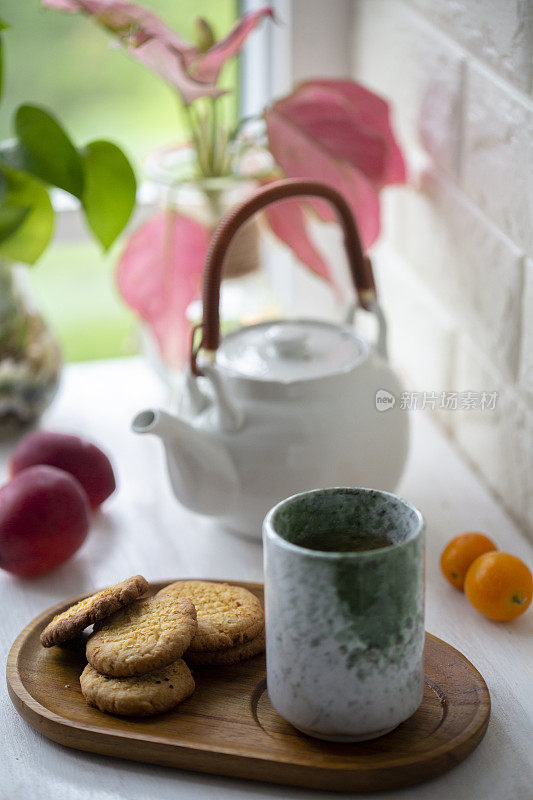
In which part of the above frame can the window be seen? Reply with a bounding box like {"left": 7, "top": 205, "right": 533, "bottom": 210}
{"left": 2, "top": 0, "right": 239, "bottom": 166}
{"left": 2, "top": 0, "right": 239, "bottom": 362}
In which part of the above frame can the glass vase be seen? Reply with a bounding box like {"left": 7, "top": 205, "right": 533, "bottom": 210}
{"left": 143, "top": 145, "right": 280, "bottom": 386}
{"left": 0, "top": 260, "right": 62, "bottom": 434}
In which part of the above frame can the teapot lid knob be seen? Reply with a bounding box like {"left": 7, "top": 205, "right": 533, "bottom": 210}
{"left": 266, "top": 325, "right": 309, "bottom": 359}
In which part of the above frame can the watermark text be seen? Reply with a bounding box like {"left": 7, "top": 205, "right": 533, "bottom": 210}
{"left": 375, "top": 390, "right": 498, "bottom": 411}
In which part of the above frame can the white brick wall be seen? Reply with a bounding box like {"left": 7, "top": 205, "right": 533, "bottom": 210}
{"left": 520, "top": 259, "right": 533, "bottom": 394}
{"left": 392, "top": 175, "right": 524, "bottom": 379}
{"left": 462, "top": 64, "right": 533, "bottom": 253}
{"left": 351, "top": 1, "right": 464, "bottom": 175}
{"left": 350, "top": 0, "right": 533, "bottom": 537}
{"left": 372, "top": 242, "right": 457, "bottom": 429}
{"left": 404, "top": 0, "right": 533, "bottom": 93}
{"left": 453, "top": 337, "right": 533, "bottom": 530}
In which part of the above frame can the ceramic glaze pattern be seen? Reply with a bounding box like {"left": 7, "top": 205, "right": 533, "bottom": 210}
{"left": 264, "top": 488, "right": 425, "bottom": 742}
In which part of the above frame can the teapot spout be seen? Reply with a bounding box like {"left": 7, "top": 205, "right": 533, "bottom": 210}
{"left": 132, "top": 409, "right": 239, "bottom": 517}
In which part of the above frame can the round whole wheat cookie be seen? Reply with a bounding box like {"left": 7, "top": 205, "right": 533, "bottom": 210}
{"left": 40, "top": 575, "right": 149, "bottom": 648}
{"left": 185, "top": 628, "right": 265, "bottom": 665}
{"left": 86, "top": 595, "right": 197, "bottom": 677}
{"left": 157, "top": 580, "right": 264, "bottom": 652}
{"left": 80, "top": 659, "right": 195, "bottom": 716}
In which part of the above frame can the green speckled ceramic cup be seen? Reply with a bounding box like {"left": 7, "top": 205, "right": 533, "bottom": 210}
{"left": 263, "top": 487, "right": 425, "bottom": 742}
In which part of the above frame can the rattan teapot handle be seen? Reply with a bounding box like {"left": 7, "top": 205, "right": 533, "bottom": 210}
{"left": 191, "top": 178, "right": 376, "bottom": 376}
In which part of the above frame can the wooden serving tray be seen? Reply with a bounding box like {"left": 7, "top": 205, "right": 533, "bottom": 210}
{"left": 7, "top": 580, "right": 490, "bottom": 793}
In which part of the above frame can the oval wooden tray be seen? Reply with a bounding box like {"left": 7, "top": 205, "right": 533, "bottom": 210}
{"left": 6, "top": 580, "right": 490, "bottom": 793}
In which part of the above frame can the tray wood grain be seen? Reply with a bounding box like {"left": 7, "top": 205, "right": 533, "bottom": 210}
{"left": 6, "top": 580, "right": 490, "bottom": 792}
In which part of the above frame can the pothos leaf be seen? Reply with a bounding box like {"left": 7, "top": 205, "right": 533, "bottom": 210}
{"left": 15, "top": 104, "right": 85, "bottom": 198}
{"left": 81, "top": 140, "right": 136, "bottom": 250}
{"left": 0, "top": 205, "right": 30, "bottom": 244}
{"left": 0, "top": 165, "right": 54, "bottom": 264}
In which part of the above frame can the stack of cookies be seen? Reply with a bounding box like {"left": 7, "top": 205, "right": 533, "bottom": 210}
{"left": 156, "top": 580, "right": 265, "bottom": 666}
{"left": 40, "top": 576, "right": 265, "bottom": 717}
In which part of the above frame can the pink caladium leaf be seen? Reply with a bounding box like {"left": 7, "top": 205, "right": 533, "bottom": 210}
{"left": 117, "top": 211, "right": 210, "bottom": 368}
{"left": 273, "top": 85, "right": 387, "bottom": 184}
{"left": 263, "top": 195, "right": 332, "bottom": 283}
{"left": 43, "top": 1, "right": 273, "bottom": 103}
{"left": 190, "top": 6, "right": 275, "bottom": 84}
{"left": 304, "top": 80, "right": 406, "bottom": 185}
{"left": 42, "top": 0, "right": 222, "bottom": 104}
{"left": 131, "top": 39, "right": 224, "bottom": 104}
{"left": 265, "top": 79, "right": 405, "bottom": 247}
{"left": 43, "top": 0, "right": 189, "bottom": 46}
{"left": 265, "top": 105, "right": 381, "bottom": 248}
{"left": 42, "top": 0, "right": 79, "bottom": 9}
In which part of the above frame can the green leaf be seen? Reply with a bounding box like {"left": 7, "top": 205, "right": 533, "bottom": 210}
{"left": 0, "top": 166, "right": 54, "bottom": 264}
{"left": 0, "top": 171, "right": 28, "bottom": 242}
{"left": 15, "top": 104, "right": 85, "bottom": 198}
{"left": 0, "top": 205, "right": 30, "bottom": 244}
{"left": 81, "top": 140, "right": 136, "bottom": 250}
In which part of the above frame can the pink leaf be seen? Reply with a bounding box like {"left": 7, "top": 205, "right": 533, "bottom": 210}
{"left": 41, "top": 0, "right": 222, "bottom": 103}
{"left": 265, "top": 80, "right": 405, "bottom": 245}
{"left": 117, "top": 211, "right": 210, "bottom": 368}
{"left": 42, "top": 0, "right": 79, "bottom": 9}
{"left": 304, "top": 80, "right": 406, "bottom": 185}
{"left": 265, "top": 106, "right": 381, "bottom": 249}
{"left": 273, "top": 84, "right": 388, "bottom": 183}
{"left": 190, "top": 6, "right": 274, "bottom": 84}
{"left": 131, "top": 39, "right": 224, "bottom": 104}
{"left": 43, "top": 0, "right": 192, "bottom": 48}
{"left": 264, "top": 198, "right": 331, "bottom": 283}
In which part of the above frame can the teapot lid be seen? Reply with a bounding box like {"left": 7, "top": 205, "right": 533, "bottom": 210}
{"left": 216, "top": 320, "right": 367, "bottom": 383}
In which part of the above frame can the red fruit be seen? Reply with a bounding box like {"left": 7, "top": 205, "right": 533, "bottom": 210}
{"left": 0, "top": 465, "right": 90, "bottom": 577}
{"left": 10, "top": 430, "right": 116, "bottom": 510}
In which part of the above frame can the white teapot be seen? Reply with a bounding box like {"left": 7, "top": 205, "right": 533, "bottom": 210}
{"left": 133, "top": 179, "right": 408, "bottom": 540}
